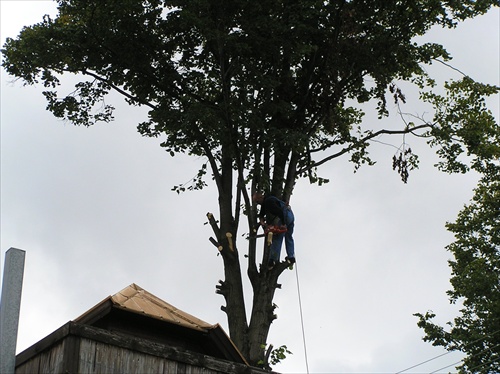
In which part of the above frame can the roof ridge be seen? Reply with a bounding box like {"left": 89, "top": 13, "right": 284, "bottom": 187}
{"left": 137, "top": 286, "right": 213, "bottom": 328}
{"left": 111, "top": 284, "right": 213, "bottom": 331}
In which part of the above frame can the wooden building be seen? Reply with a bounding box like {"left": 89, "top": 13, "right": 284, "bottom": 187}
{"left": 15, "top": 284, "right": 271, "bottom": 373}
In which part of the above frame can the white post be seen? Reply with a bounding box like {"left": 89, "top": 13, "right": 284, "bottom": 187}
{"left": 0, "top": 248, "right": 26, "bottom": 374}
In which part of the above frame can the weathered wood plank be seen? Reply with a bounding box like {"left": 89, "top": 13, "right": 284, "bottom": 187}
{"left": 71, "top": 323, "right": 269, "bottom": 373}
{"left": 15, "top": 355, "right": 40, "bottom": 374}
{"left": 78, "top": 338, "right": 97, "bottom": 374}
{"left": 79, "top": 339, "right": 221, "bottom": 374}
{"left": 15, "top": 322, "right": 70, "bottom": 368}
{"left": 62, "top": 334, "right": 81, "bottom": 372}
{"left": 17, "top": 323, "right": 274, "bottom": 374}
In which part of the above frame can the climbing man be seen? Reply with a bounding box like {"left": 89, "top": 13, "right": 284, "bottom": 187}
{"left": 252, "top": 192, "right": 295, "bottom": 270}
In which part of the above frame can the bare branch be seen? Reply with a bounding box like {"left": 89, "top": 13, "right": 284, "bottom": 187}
{"left": 299, "top": 123, "right": 433, "bottom": 173}
{"left": 433, "top": 58, "right": 469, "bottom": 77}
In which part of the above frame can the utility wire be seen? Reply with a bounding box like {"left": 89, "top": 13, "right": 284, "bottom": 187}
{"left": 396, "top": 329, "right": 500, "bottom": 374}
{"left": 466, "top": 354, "right": 500, "bottom": 373}
{"left": 429, "top": 359, "right": 463, "bottom": 374}
{"left": 429, "top": 342, "right": 500, "bottom": 374}
{"left": 295, "top": 261, "right": 310, "bottom": 374}
{"left": 459, "top": 342, "right": 500, "bottom": 373}
{"left": 396, "top": 351, "right": 453, "bottom": 373}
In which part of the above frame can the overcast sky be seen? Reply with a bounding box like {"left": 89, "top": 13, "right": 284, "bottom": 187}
{"left": 1, "top": 2, "right": 499, "bottom": 373}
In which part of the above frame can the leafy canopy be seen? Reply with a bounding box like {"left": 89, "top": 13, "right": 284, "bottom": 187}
{"left": 2, "top": 0, "right": 500, "bottom": 367}
{"left": 415, "top": 164, "right": 500, "bottom": 373}
{"left": 3, "top": 0, "right": 499, "bottom": 197}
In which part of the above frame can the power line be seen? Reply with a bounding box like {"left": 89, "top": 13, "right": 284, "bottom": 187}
{"left": 396, "top": 350, "right": 454, "bottom": 373}
{"left": 459, "top": 342, "right": 500, "bottom": 373}
{"left": 466, "top": 354, "right": 500, "bottom": 373}
{"left": 295, "top": 261, "right": 310, "bottom": 374}
{"left": 429, "top": 342, "right": 500, "bottom": 374}
{"left": 396, "top": 329, "right": 500, "bottom": 374}
{"left": 429, "top": 359, "right": 463, "bottom": 374}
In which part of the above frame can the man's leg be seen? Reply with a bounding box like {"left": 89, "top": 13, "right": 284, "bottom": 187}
{"left": 284, "top": 221, "right": 295, "bottom": 259}
{"left": 284, "top": 209, "right": 295, "bottom": 259}
{"left": 270, "top": 233, "right": 284, "bottom": 262}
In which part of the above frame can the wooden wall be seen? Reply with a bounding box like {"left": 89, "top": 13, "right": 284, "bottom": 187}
{"left": 16, "top": 324, "right": 270, "bottom": 374}
{"left": 15, "top": 339, "right": 66, "bottom": 374}
{"left": 77, "top": 338, "right": 220, "bottom": 374}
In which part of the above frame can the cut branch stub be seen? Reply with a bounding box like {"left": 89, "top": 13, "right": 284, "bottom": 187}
{"left": 209, "top": 237, "right": 223, "bottom": 252}
{"left": 266, "top": 231, "right": 273, "bottom": 246}
{"left": 206, "top": 212, "right": 221, "bottom": 240}
{"left": 215, "top": 279, "right": 228, "bottom": 296}
{"left": 226, "top": 232, "right": 234, "bottom": 252}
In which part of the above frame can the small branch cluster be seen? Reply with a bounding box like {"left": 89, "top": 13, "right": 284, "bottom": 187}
{"left": 392, "top": 147, "right": 418, "bottom": 183}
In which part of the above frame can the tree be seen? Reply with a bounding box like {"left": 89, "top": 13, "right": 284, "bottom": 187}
{"left": 415, "top": 163, "right": 500, "bottom": 373}
{"left": 2, "top": 0, "right": 499, "bottom": 367}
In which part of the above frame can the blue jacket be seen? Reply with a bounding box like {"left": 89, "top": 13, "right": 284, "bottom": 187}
{"left": 259, "top": 195, "right": 287, "bottom": 223}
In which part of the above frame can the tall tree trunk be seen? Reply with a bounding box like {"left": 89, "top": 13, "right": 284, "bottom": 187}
{"left": 213, "top": 144, "right": 296, "bottom": 366}
{"left": 219, "top": 244, "right": 249, "bottom": 357}
{"left": 247, "top": 268, "right": 282, "bottom": 365}
{"left": 247, "top": 256, "right": 291, "bottom": 366}
{"left": 215, "top": 146, "right": 250, "bottom": 357}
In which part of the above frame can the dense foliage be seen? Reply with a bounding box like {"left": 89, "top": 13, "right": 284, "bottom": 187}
{"left": 3, "top": 0, "right": 499, "bottom": 367}
{"left": 415, "top": 164, "right": 500, "bottom": 373}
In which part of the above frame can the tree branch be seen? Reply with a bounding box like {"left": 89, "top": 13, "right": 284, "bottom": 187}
{"left": 283, "top": 151, "right": 299, "bottom": 203}
{"left": 433, "top": 58, "right": 469, "bottom": 78}
{"left": 195, "top": 134, "right": 223, "bottom": 193}
{"left": 81, "top": 69, "right": 157, "bottom": 110}
{"left": 298, "top": 123, "right": 433, "bottom": 173}
{"left": 207, "top": 212, "right": 221, "bottom": 241}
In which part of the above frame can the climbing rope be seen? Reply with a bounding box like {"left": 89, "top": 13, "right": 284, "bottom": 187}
{"left": 294, "top": 261, "right": 310, "bottom": 374}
